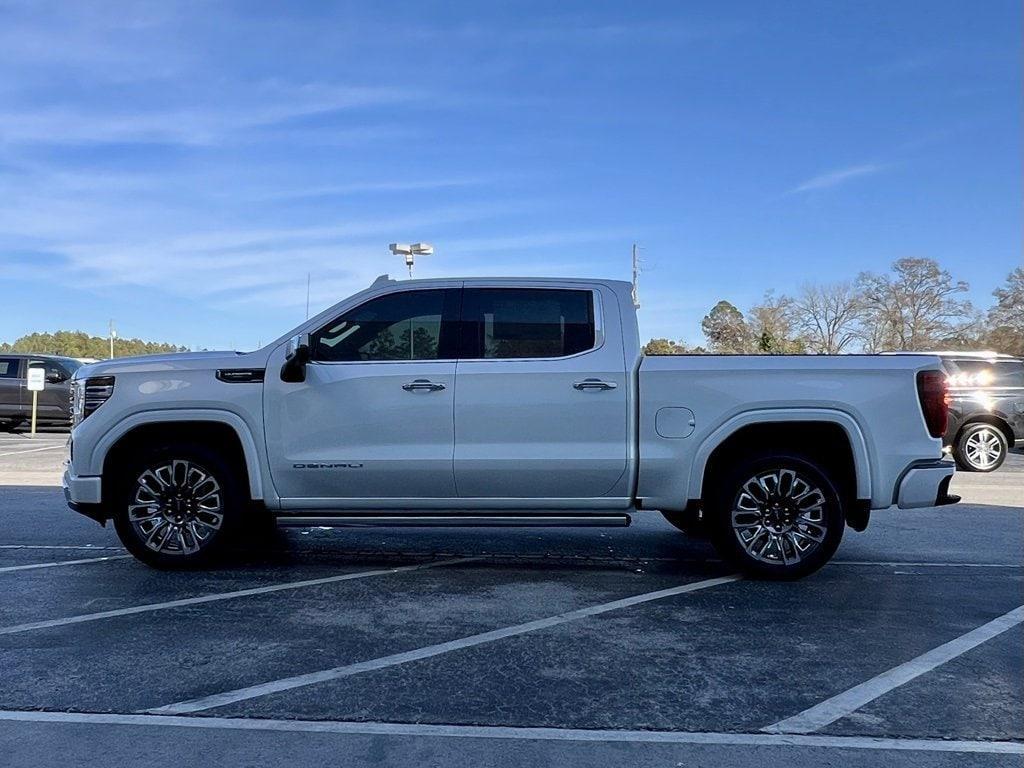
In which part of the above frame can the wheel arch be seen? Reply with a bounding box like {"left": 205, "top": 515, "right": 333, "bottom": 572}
{"left": 955, "top": 414, "right": 1014, "bottom": 447}
{"left": 96, "top": 410, "right": 263, "bottom": 503}
{"left": 689, "top": 410, "right": 871, "bottom": 527}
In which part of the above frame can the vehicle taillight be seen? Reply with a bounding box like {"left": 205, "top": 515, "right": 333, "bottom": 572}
{"left": 916, "top": 370, "right": 948, "bottom": 439}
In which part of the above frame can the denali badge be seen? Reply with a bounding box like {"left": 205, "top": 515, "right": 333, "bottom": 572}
{"left": 293, "top": 462, "right": 364, "bottom": 469}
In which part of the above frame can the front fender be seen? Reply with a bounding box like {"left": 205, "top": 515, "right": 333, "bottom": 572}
{"left": 88, "top": 409, "right": 265, "bottom": 500}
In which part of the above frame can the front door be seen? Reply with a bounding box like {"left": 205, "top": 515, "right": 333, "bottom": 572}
{"left": 264, "top": 286, "right": 462, "bottom": 505}
{"left": 453, "top": 285, "right": 630, "bottom": 499}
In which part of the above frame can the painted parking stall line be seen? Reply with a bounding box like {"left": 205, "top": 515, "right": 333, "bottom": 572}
{"left": 0, "top": 554, "right": 131, "bottom": 573}
{"left": 765, "top": 604, "right": 1024, "bottom": 735}
{"left": 147, "top": 573, "right": 741, "bottom": 714}
{"left": 0, "top": 711, "right": 1020, "bottom": 756}
{"left": 0, "top": 557, "right": 476, "bottom": 636}
{"left": 0, "top": 445, "right": 66, "bottom": 458}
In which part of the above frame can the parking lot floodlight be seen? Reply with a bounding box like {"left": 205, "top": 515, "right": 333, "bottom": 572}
{"left": 389, "top": 242, "right": 433, "bottom": 278}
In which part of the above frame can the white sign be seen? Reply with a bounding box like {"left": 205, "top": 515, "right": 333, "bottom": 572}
{"left": 26, "top": 368, "right": 45, "bottom": 392}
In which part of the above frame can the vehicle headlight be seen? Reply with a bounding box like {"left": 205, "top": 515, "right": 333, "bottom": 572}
{"left": 72, "top": 376, "right": 115, "bottom": 425}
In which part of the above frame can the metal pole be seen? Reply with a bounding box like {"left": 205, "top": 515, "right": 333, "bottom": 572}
{"left": 30, "top": 390, "right": 38, "bottom": 437}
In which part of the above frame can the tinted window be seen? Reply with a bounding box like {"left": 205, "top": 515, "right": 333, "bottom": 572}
{"left": 945, "top": 359, "right": 1024, "bottom": 388}
{"left": 461, "top": 288, "right": 595, "bottom": 359}
{"left": 29, "top": 359, "right": 72, "bottom": 382}
{"left": 312, "top": 289, "right": 458, "bottom": 362}
{"left": 0, "top": 358, "right": 19, "bottom": 379}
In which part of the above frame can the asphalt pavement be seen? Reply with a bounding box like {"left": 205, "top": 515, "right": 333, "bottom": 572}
{"left": 0, "top": 431, "right": 1021, "bottom": 767}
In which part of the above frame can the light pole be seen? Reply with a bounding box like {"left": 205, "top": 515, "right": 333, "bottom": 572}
{"left": 389, "top": 242, "right": 434, "bottom": 278}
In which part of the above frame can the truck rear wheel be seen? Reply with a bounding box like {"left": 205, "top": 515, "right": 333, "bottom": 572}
{"left": 706, "top": 453, "right": 844, "bottom": 580}
{"left": 112, "top": 442, "right": 244, "bottom": 568}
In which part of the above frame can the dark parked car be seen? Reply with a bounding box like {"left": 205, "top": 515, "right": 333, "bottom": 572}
{"left": 933, "top": 352, "right": 1024, "bottom": 472}
{"left": 0, "top": 354, "right": 83, "bottom": 430}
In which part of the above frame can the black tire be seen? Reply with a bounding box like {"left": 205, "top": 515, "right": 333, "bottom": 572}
{"left": 953, "top": 423, "right": 1007, "bottom": 473}
{"left": 0, "top": 419, "right": 24, "bottom": 432}
{"left": 705, "top": 453, "right": 845, "bottom": 580}
{"left": 112, "top": 441, "right": 245, "bottom": 568}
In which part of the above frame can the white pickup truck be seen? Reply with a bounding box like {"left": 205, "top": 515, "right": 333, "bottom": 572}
{"left": 64, "top": 276, "right": 957, "bottom": 578}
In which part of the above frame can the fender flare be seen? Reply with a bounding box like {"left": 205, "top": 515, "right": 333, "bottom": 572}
{"left": 91, "top": 409, "right": 264, "bottom": 500}
{"left": 686, "top": 408, "right": 873, "bottom": 501}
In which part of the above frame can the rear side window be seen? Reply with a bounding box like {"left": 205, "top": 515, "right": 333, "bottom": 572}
{"left": 312, "top": 289, "right": 460, "bottom": 362}
{"left": 460, "top": 288, "right": 596, "bottom": 359}
{"left": 0, "top": 358, "right": 19, "bottom": 379}
{"left": 945, "top": 359, "right": 1024, "bottom": 388}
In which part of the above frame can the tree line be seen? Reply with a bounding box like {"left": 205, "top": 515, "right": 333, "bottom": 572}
{"left": 645, "top": 259, "right": 1023, "bottom": 357}
{"left": 0, "top": 330, "right": 187, "bottom": 359}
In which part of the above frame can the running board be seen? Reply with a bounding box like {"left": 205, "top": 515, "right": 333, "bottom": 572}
{"left": 274, "top": 513, "right": 632, "bottom": 528}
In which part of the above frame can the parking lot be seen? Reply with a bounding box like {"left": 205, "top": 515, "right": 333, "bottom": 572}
{"left": 0, "top": 431, "right": 1021, "bottom": 767}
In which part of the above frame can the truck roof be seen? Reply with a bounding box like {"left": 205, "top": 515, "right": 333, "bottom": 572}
{"left": 368, "top": 274, "right": 632, "bottom": 290}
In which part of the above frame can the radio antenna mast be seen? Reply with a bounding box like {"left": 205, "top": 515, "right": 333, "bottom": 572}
{"left": 631, "top": 243, "right": 642, "bottom": 308}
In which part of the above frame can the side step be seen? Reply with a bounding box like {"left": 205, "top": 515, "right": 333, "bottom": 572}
{"left": 275, "top": 512, "right": 632, "bottom": 528}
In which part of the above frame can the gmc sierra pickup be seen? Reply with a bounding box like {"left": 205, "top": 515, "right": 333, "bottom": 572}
{"left": 64, "top": 276, "right": 958, "bottom": 578}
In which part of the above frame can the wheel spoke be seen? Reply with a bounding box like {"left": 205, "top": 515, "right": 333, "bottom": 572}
{"left": 730, "top": 467, "right": 830, "bottom": 567}
{"left": 129, "top": 459, "right": 224, "bottom": 556}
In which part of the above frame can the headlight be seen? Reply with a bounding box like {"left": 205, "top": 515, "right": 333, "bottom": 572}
{"left": 73, "top": 376, "right": 115, "bottom": 425}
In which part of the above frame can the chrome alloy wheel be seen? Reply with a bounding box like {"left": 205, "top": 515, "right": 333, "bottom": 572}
{"left": 731, "top": 469, "right": 828, "bottom": 566}
{"left": 128, "top": 460, "right": 224, "bottom": 555}
{"left": 964, "top": 427, "right": 1003, "bottom": 470}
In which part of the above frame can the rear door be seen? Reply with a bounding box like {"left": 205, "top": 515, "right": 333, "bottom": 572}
{"left": 0, "top": 357, "right": 23, "bottom": 422}
{"left": 453, "top": 284, "right": 630, "bottom": 499}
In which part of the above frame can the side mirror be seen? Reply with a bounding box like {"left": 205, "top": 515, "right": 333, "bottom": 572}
{"left": 46, "top": 372, "right": 66, "bottom": 384}
{"left": 280, "top": 333, "right": 311, "bottom": 383}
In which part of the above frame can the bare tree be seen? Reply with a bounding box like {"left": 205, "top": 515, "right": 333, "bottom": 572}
{"left": 794, "top": 282, "right": 862, "bottom": 354}
{"left": 856, "top": 257, "right": 975, "bottom": 351}
{"left": 987, "top": 266, "right": 1024, "bottom": 356}
{"left": 747, "top": 291, "right": 806, "bottom": 353}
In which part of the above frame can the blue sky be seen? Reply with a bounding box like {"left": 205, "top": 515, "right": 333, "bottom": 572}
{"left": 1, "top": 0, "right": 1020, "bottom": 350}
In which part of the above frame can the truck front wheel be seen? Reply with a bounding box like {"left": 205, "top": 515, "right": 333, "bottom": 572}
{"left": 113, "top": 442, "right": 244, "bottom": 568}
{"left": 706, "top": 453, "right": 844, "bottom": 580}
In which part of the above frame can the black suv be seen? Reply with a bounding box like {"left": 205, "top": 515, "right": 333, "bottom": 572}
{"left": 0, "top": 354, "right": 84, "bottom": 430}
{"left": 931, "top": 352, "right": 1024, "bottom": 472}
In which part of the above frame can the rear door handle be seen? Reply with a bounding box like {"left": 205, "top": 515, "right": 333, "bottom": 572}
{"left": 573, "top": 378, "right": 617, "bottom": 391}
{"left": 402, "top": 379, "right": 446, "bottom": 392}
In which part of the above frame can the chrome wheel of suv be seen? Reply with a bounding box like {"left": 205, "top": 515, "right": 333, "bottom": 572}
{"left": 731, "top": 469, "right": 828, "bottom": 566}
{"left": 955, "top": 423, "right": 1008, "bottom": 473}
{"left": 129, "top": 460, "right": 224, "bottom": 555}
{"left": 963, "top": 428, "right": 1003, "bottom": 470}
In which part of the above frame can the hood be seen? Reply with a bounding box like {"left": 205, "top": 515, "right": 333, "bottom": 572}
{"left": 75, "top": 349, "right": 268, "bottom": 379}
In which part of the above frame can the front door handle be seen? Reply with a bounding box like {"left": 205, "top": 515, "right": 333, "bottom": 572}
{"left": 402, "top": 379, "right": 446, "bottom": 392}
{"left": 573, "top": 378, "right": 618, "bottom": 391}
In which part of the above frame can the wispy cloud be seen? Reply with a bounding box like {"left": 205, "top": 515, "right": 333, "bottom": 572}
{"left": 790, "top": 163, "right": 887, "bottom": 194}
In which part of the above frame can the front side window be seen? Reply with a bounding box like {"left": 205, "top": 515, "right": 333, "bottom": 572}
{"left": 29, "top": 359, "right": 71, "bottom": 382}
{"left": 312, "top": 289, "right": 459, "bottom": 362}
{"left": 461, "top": 288, "right": 596, "bottom": 359}
{"left": 0, "top": 358, "right": 19, "bottom": 379}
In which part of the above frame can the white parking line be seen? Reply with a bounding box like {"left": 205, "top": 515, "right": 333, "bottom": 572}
{"left": 0, "top": 710, "right": 1018, "bottom": 755}
{"left": 0, "top": 445, "right": 65, "bottom": 457}
{"left": 0, "top": 554, "right": 131, "bottom": 573}
{"left": 765, "top": 604, "right": 1024, "bottom": 734}
{"left": 0, "top": 557, "right": 475, "bottom": 636}
{"left": 147, "top": 573, "right": 740, "bottom": 714}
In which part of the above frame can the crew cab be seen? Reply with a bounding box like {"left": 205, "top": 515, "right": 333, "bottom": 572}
{"left": 64, "top": 277, "right": 957, "bottom": 578}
